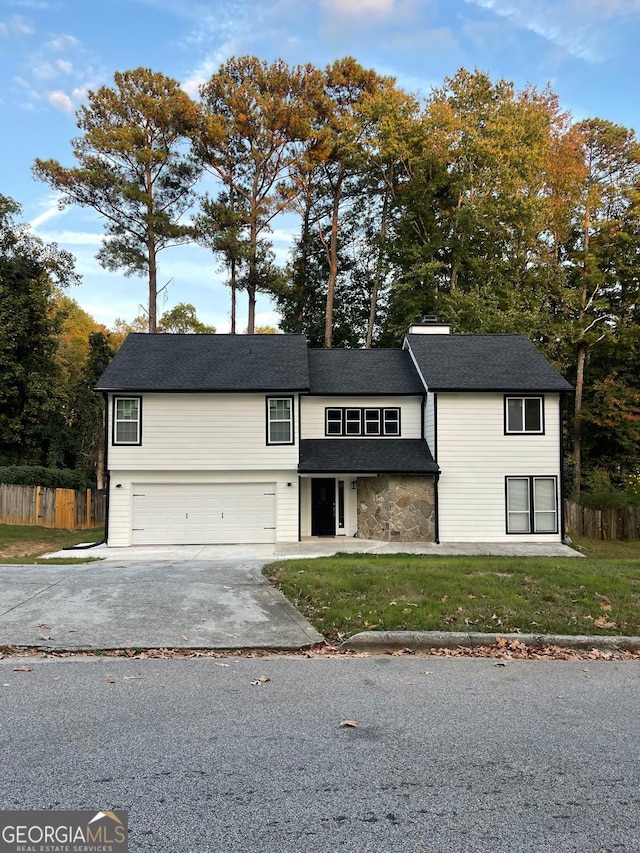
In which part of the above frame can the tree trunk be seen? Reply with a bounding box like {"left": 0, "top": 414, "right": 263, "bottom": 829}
{"left": 366, "top": 184, "right": 389, "bottom": 348}
{"left": 324, "top": 174, "right": 342, "bottom": 349}
{"left": 148, "top": 243, "right": 157, "bottom": 333}
{"left": 230, "top": 257, "right": 237, "bottom": 334}
{"left": 230, "top": 182, "right": 237, "bottom": 334}
{"left": 296, "top": 185, "right": 313, "bottom": 333}
{"left": 573, "top": 340, "right": 586, "bottom": 496}
{"left": 247, "top": 216, "right": 257, "bottom": 335}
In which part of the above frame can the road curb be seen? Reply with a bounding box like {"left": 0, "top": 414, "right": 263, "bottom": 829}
{"left": 342, "top": 630, "right": 640, "bottom": 652}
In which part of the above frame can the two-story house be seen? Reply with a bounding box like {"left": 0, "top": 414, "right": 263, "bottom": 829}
{"left": 96, "top": 321, "right": 572, "bottom": 546}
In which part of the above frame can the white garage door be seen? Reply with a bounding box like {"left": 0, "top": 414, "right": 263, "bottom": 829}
{"left": 131, "top": 483, "right": 277, "bottom": 545}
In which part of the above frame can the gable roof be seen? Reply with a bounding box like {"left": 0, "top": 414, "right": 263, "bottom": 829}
{"left": 405, "top": 334, "right": 573, "bottom": 392}
{"left": 307, "top": 349, "right": 424, "bottom": 395}
{"left": 95, "top": 333, "right": 310, "bottom": 392}
{"left": 299, "top": 439, "right": 439, "bottom": 474}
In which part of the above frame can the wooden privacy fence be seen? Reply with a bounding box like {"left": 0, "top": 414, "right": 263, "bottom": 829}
{"left": 565, "top": 500, "right": 640, "bottom": 541}
{"left": 0, "top": 484, "right": 106, "bottom": 530}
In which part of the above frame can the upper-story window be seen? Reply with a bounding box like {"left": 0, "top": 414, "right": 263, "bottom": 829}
{"left": 505, "top": 396, "right": 543, "bottom": 434}
{"left": 113, "top": 396, "right": 142, "bottom": 445}
{"left": 325, "top": 407, "right": 401, "bottom": 437}
{"left": 267, "top": 397, "right": 294, "bottom": 445}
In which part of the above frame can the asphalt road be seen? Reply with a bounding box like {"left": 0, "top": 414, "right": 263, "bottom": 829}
{"left": 1, "top": 655, "right": 639, "bottom": 853}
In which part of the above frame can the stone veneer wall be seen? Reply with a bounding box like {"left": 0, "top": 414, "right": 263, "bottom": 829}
{"left": 357, "top": 475, "right": 436, "bottom": 542}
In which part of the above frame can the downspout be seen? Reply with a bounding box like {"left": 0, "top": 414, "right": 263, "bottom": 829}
{"left": 434, "top": 472, "right": 440, "bottom": 544}
{"left": 559, "top": 392, "right": 568, "bottom": 543}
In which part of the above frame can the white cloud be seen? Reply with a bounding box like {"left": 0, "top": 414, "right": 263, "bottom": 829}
{"left": 32, "top": 60, "right": 60, "bottom": 79}
{"left": 47, "top": 89, "right": 73, "bottom": 112}
{"left": 47, "top": 33, "right": 80, "bottom": 51}
{"left": 12, "top": 0, "right": 54, "bottom": 8}
{"left": 12, "top": 14, "right": 34, "bottom": 34}
{"left": 29, "top": 196, "right": 66, "bottom": 229}
{"left": 36, "top": 230, "right": 104, "bottom": 246}
{"left": 464, "top": 0, "right": 640, "bottom": 61}
{"left": 320, "top": 0, "right": 395, "bottom": 17}
{"left": 56, "top": 59, "right": 72, "bottom": 73}
{"left": 0, "top": 22, "right": 8, "bottom": 36}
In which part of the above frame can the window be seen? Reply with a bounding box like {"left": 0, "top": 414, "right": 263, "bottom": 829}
{"left": 506, "top": 476, "right": 557, "bottom": 534}
{"left": 383, "top": 409, "right": 400, "bottom": 436}
{"left": 345, "top": 409, "right": 362, "bottom": 435}
{"left": 113, "top": 397, "right": 141, "bottom": 445}
{"left": 324, "top": 407, "right": 401, "bottom": 437}
{"left": 267, "top": 397, "right": 294, "bottom": 444}
{"left": 364, "top": 409, "right": 380, "bottom": 435}
{"left": 326, "top": 408, "right": 343, "bottom": 435}
{"left": 505, "top": 396, "right": 543, "bottom": 434}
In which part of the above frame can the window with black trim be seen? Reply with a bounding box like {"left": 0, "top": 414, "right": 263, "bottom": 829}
{"left": 113, "top": 397, "right": 141, "bottom": 445}
{"left": 506, "top": 476, "right": 557, "bottom": 534}
{"left": 505, "top": 396, "right": 543, "bottom": 434}
{"left": 326, "top": 408, "right": 343, "bottom": 435}
{"left": 267, "top": 397, "right": 294, "bottom": 444}
{"left": 323, "top": 407, "right": 401, "bottom": 436}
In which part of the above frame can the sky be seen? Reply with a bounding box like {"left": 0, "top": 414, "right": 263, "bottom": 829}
{"left": 2, "top": 0, "right": 640, "bottom": 332}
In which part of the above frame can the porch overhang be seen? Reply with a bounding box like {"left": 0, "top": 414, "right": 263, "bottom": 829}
{"left": 298, "top": 439, "right": 439, "bottom": 475}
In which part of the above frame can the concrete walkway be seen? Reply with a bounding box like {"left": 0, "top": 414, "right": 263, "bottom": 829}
{"left": 44, "top": 538, "right": 583, "bottom": 562}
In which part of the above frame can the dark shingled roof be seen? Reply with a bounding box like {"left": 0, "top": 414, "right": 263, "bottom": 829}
{"left": 406, "top": 334, "right": 573, "bottom": 392}
{"left": 299, "top": 439, "right": 439, "bottom": 474}
{"left": 96, "top": 333, "right": 310, "bottom": 392}
{"left": 307, "top": 349, "right": 424, "bottom": 395}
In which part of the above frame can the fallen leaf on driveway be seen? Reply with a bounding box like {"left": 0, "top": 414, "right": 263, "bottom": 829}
{"left": 123, "top": 675, "right": 142, "bottom": 680}
{"left": 180, "top": 635, "right": 188, "bottom": 641}
{"left": 339, "top": 720, "right": 357, "bottom": 728}
{"left": 494, "top": 662, "right": 507, "bottom": 667}
{"left": 37, "top": 623, "right": 50, "bottom": 629}
{"left": 13, "top": 665, "right": 32, "bottom": 672}
{"left": 420, "top": 671, "right": 432, "bottom": 675}
{"left": 69, "top": 629, "right": 79, "bottom": 633}
{"left": 251, "top": 675, "right": 270, "bottom": 686}
{"left": 39, "top": 636, "right": 52, "bottom": 641}
{"left": 106, "top": 676, "right": 116, "bottom": 683}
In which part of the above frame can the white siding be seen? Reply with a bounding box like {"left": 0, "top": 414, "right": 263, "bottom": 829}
{"left": 425, "top": 392, "right": 436, "bottom": 454}
{"left": 436, "top": 393, "right": 563, "bottom": 542}
{"left": 107, "top": 469, "right": 299, "bottom": 546}
{"left": 107, "top": 393, "right": 299, "bottom": 471}
{"left": 300, "top": 395, "right": 422, "bottom": 439}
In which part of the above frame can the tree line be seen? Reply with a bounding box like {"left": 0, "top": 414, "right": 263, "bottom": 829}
{"left": 1, "top": 57, "right": 638, "bottom": 496}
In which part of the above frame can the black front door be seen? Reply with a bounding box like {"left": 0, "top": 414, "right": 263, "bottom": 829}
{"left": 311, "top": 478, "right": 336, "bottom": 536}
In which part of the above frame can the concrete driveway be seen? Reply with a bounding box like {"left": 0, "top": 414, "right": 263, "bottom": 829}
{"left": 0, "top": 539, "right": 580, "bottom": 652}
{"left": 0, "top": 560, "right": 323, "bottom": 652}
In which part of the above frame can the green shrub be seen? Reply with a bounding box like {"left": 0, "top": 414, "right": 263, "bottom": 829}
{"left": 0, "top": 466, "right": 88, "bottom": 491}
{"left": 580, "top": 469, "right": 638, "bottom": 509}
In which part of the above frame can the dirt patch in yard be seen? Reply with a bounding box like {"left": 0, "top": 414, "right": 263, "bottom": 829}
{"left": 0, "top": 541, "right": 53, "bottom": 558}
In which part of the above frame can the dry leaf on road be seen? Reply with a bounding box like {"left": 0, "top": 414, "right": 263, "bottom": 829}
{"left": 13, "top": 665, "right": 32, "bottom": 672}
{"left": 251, "top": 675, "right": 270, "bottom": 686}
{"left": 339, "top": 720, "right": 358, "bottom": 728}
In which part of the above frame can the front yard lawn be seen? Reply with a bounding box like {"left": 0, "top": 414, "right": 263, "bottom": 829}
{"left": 265, "top": 546, "right": 640, "bottom": 641}
{"left": 0, "top": 524, "right": 104, "bottom": 563}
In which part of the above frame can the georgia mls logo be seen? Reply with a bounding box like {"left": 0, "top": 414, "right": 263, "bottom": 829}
{"left": 0, "top": 809, "right": 128, "bottom": 853}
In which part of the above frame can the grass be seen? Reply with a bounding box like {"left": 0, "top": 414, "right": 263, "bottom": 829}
{"left": 265, "top": 541, "right": 640, "bottom": 640}
{"left": 0, "top": 524, "right": 104, "bottom": 564}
